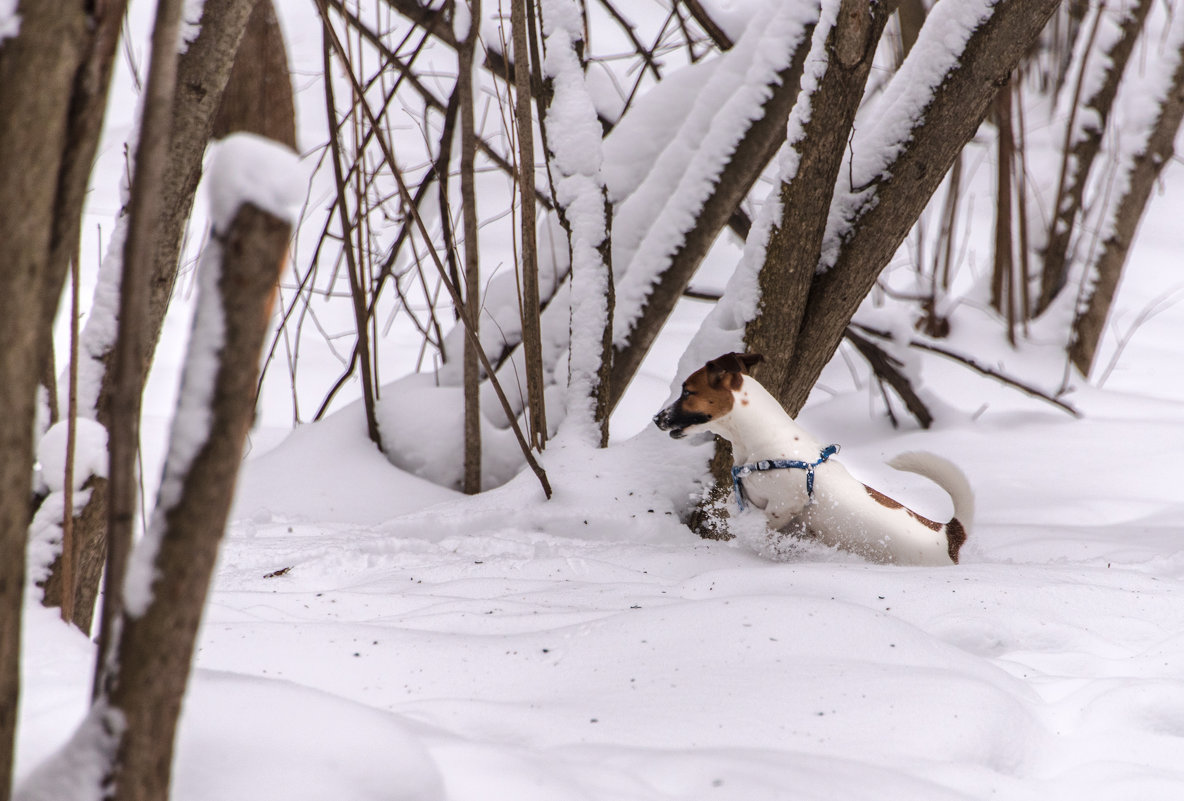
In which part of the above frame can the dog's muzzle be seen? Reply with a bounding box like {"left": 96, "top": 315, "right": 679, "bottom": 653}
{"left": 653, "top": 405, "right": 706, "bottom": 439}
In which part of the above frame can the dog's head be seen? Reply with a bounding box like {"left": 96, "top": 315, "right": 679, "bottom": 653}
{"left": 653, "top": 352, "right": 763, "bottom": 438}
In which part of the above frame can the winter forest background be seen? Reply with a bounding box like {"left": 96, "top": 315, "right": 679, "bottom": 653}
{"left": 4, "top": 0, "right": 1184, "bottom": 798}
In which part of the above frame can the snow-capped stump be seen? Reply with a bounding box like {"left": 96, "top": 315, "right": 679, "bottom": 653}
{"left": 82, "top": 133, "right": 304, "bottom": 801}
{"left": 36, "top": 419, "right": 109, "bottom": 494}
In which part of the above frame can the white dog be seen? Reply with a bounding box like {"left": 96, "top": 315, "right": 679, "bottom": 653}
{"left": 654, "top": 352, "right": 973, "bottom": 566}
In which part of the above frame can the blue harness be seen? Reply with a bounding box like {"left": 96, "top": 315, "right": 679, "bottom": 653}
{"left": 731, "top": 444, "right": 840, "bottom": 512}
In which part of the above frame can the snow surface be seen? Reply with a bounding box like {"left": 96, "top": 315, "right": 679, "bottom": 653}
{"left": 124, "top": 133, "right": 303, "bottom": 617}
{"left": 18, "top": 2, "right": 1184, "bottom": 799}
{"left": 35, "top": 420, "right": 109, "bottom": 494}
{"left": 178, "top": 0, "right": 205, "bottom": 53}
{"left": 0, "top": 0, "right": 18, "bottom": 45}
{"left": 540, "top": 0, "right": 612, "bottom": 440}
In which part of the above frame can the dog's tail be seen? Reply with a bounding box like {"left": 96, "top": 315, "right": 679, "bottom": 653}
{"left": 888, "top": 451, "right": 974, "bottom": 562}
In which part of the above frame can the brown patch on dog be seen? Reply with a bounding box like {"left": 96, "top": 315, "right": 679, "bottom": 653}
{"left": 678, "top": 364, "right": 738, "bottom": 419}
{"left": 946, "top": 518, "right": 967, "bottom": 564}
{"left": 864, "top": 485, "right": 942, "bottom": 531}
{"left": 864, "top": 484, "right": 901, "bottom": 510}
{"left": 676, "top": 352, "right": 765, "bottom": 419}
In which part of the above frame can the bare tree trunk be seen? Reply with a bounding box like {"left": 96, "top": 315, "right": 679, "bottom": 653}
{"left": 1070, "top": 32, "right": 1184, "bottom": 377}
{"left": 1038, "top": 0, "right": 1151, "bottom": 312}
{"left": 746, "top": 0, "right": 896, "bottom": 404}
{"left": 778, "top": 0, "right": 1062, "bottom": 417}
{"left": 0, "top": 3, "right": 90, "bottom": 793}
{"left": 458, "top": 0, "right": 483, "bottom": 493}
{"left": 50, "top": 0, "right": 260, "bottom": 636}
{"left": 896, "top": 0, "right": 927, "bottom": 58}
{"left": 212, "top": 0, "right": 296, "bottom": 149}
{"left": 689, "top": 0, "right": 893, "bottom": 538}
{"left": 606, "top": 8, "right": 820, "bottom": 411}
{"left": 991, "top": 84, "right": 1017, "bottom": 345}
{"left": 29, "top": 0, "right": 130, "bottom": 631}
{"left": 94, "top": 0, "right": 188, "bottom": 703}
{"left": 100, "top": 201, "right": 293, "bottom": 801}
{"left": 323, "top": 24, "right": 383, "bottom": 448}
{"left": 512, "top": 0, "right": 548, "bottom": 450}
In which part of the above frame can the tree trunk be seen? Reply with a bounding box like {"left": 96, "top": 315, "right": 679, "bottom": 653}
{"left": 690, "top": 0, "right": 892, "bottom": 537}
{"left": 779, "top": 0, "right": 1062, "bottom": 417}
{"left": 95, "top": 0, "right": 187, "bottom": 704}
{"left": 458, "top": 0, "right": 483, "bottom": 493}
{"left": 1069, "top": 31, "right": 1184, "bottom": 376}
{"left": 43, "top": 0, "right": 294, "bottom": 629}
{"left": 1038, "top": 0, "right": 1152, "bottom": 311}
{"left": 0, "top": 3, "right": 90, "bottom": 793}
{"left": 212, "top": 0, "right": 296, "bottom": 149}
{"left": 606, "top": 8, "right": 819, "bottom": 412}
{"left": 52, "top": 0, "right": 260, "bottom": 636}
{"left": 100, "top": 201, "right": 292, "bottom": 801}
{"left": 991, "top": 84, "right": 1016, "bottom": 344}
{"left": 512, "top": 0, "right": 548, "bottom": 450}
{"left": 540, "top": 0, "right": 616, "bottom": 445}
{"left": 746, "top": 0, "right": 895, "bottom": 405}
{"left": 896, "top": 0, "right": 927, "bottom": 58}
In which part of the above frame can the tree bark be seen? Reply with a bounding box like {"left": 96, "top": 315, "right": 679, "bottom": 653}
{"left": 96, "top": 0, "right": 187, "bottom": 705}
{"left": 779, "top": 0, "right": 1062, "bottom": 417}
{"left": 512, "top": 0, "right": 548, "bottom": 450}
{"left": 606, "top": 10, "right": 819, "bottom": 412}
{"left": 896, "top": 0, "right": 927, "bottom": 58}
{"left": 1069, "top": 33, "right": 1184, "bottom": 376}
{"left": 1038, "top": 0, "right": 1152, "bottom": 311}
{"left": 692, "top": 0, "right": 893, "bottom": 538}
{"left": 212, "top": 0, "right": 297, "bottom": 149}
{"left": 101, "top": 203, "right": 292, "bottom": 801}
{"left": 55, "top": 0, "right": 260, "bottom": 639}
{"left": 0, "top": 3, "right": 90, "bottom": 793}
{"left": 746, "top": 0, "right": 895, "bottom": 405}
{"left": 458, "top": 0, "right": 483, "bottom": 493}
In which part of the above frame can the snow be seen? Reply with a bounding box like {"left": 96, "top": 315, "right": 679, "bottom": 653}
{"left": 822, "top": 0, "right": 1000, "bottom": 270}
{"left": 124, "top": 133, "right": 304, "bottom": 617}
{"left": 14, "top": 699, "right": 123, "bottom": 801}
{"left": 540, "top": 0, "right": 612, "bottom": 439}
{"left": 18, "top": 2, "right": 1184, "bottom": 799}
{"left": 35, "top": 420, "right": 109, "bottom": 494}
{"left": 205, "top": 133, "right": 304, "bottom": 233}
{"left": 178, "top": 0, "right": 205, "bottom": 53}
{"left": 611, "top": 0, "right": 818, "bottom": 348}
{"left": 0, "top": 0, "right": 18, "bottom": 45}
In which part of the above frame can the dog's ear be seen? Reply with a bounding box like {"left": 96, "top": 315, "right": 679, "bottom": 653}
{"left": 705, "top": 352, "right": 758, "bottom": 390}
{"left": 737, "top": 353, "right": 763, "bottom": 373}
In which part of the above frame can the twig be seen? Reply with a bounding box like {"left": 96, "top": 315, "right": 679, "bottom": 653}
{"left": 316, "top": 0, "right": 552, "bottom": 499}
{"left": 850, "top": 322, "right": 1081, "bottom": 417}
{"left": 844, "top": 327, "right": 933, "bottom": 428}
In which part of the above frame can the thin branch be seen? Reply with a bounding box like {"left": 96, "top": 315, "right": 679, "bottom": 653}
{"left": 850, "top": 322, "right": 1081, "bottom": 417}
{"left": 315, "top": 0, "right": 552, "bottom": 498}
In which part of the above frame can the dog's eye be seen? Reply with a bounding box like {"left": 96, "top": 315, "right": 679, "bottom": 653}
{"left": 680, "top": 388, "right": 692, "bottom": 399}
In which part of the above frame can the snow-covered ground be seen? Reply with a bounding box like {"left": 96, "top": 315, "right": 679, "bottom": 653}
{"left": 21, "top": 163, "right": 1184, "bottom": 799}
{"left": 16, "top": 2, "right": 1184, "bottom": 799}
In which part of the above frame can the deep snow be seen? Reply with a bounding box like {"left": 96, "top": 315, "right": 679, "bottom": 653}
{"left": 16, "top": 1, "right": 1184, "bottom": 799}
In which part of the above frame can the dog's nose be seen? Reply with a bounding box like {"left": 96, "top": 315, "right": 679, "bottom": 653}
{"left": 653, "top": 408, "right": 669, "bottom": 429}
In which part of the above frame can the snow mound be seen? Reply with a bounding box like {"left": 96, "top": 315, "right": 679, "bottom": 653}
{"left": 174, "top": 671, "right": 443, "bottom": 801}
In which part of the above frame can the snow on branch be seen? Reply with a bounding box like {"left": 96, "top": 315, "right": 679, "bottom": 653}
{"left": 611, "top": 0, "right": 819, "bottom": 347}
{"left": 821, "top": 0, "right": 1000, "bottom": 270}
{"left": 540, "top": 0, "right": 613, "bottom": 442}
{"left": 123, "top": 134, "right": 302, "bottom": 617}
{"left": 0, "top": 0, "right": 19, "bottom": 45}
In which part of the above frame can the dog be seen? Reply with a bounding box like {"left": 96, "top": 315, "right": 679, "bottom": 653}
{"left": 653, "top": 352, "right": 972, "bottom": 566}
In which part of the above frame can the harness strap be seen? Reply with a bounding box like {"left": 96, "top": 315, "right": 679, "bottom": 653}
{"left": 731, "top": 444, "right": 839, "bottom": 512}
